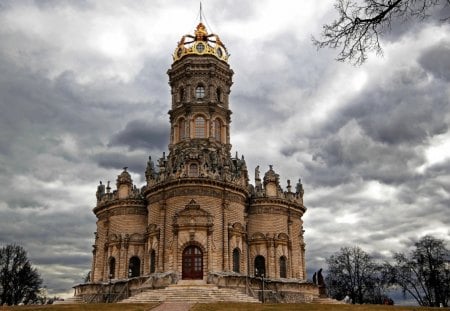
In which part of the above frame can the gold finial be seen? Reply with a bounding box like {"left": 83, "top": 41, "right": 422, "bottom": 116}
{"left": 195, "top": 22, "right": 208, "bottom": 41}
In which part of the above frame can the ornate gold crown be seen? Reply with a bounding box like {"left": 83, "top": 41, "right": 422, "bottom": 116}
{"left": 173, "top": 23, "right": 229, "bottom": 62}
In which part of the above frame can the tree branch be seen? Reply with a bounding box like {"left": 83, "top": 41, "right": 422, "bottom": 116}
{"left": 312, "top": 0, "right": 450, "bottom": 65}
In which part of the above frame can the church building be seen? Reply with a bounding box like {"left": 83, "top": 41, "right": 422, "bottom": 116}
{"left": 79, "top": 21, "right": 318, "bottom": 303}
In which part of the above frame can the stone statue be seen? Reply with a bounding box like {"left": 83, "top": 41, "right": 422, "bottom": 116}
{"left": 145, "top": 156, "right": 155, "bottom": 180}
{"left": 296, "top": 178, "right": 304, "bottom": 198}
{"left": 312, "top": 272, "right": 317, "bottom": 285}
{"left": 255, "top": 165, "right": 260, "bottom": 180}
{"left": 317, "top": 268, "right": 327, "bottom": 297}
{"left": 96, "top": 181, "right": 105, "bottom": 201}
{"left": 318, "top": 268, "right": 325, "bottom": 286}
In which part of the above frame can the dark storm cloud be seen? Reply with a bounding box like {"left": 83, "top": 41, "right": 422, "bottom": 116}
{"left": 232, "top": 93, "right": 284, "bottom": 131}
{"left": 5, "top": 198, "right": 44, "bottom": 210}
{"left": 0, "top": 206, "right": 96, "bottom": 294}
{"left": 0, "top": 59, "right": 117, "bottom": 149}
{"left": 418, "top": 40, "right": 450, "bottom": 81}
{"left": 340, "top": 68, "right": 447, "bottom": 145}
{"left": 230, "top": 31, "right": 332, "bottom": 133}
{"left": 109, "top": 119, "right": 169, "bottom": 151}
{"left": 309, "top": 126, "right": 420, "bottom": 186}
{"left": 299, "top": 63, "right": 448, "bottom": 188}
{"left": 0, "top": 208, "right": 95, "bottom": 246}
{"left": 34, "top": 254, "right": 91, "bottom": 267}
{"left": 92, "top": 151, "right": 149, "bottom": 176}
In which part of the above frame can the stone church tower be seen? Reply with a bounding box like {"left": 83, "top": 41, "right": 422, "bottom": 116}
{"left": 89, "top": 22, "right": 307, "bottom": 289}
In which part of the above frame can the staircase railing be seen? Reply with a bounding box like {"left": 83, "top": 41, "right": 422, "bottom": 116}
{"left": 87, "top": 285, "right": 106, "bottom": 303}
{"left": 264, "top": 281, "right": 282, "bottom": 303}
{"left": 112, "top": 282, "right": 129, "bottom": 302}
{"left": 244, "top": 277, "right": 260, "bottom": 301}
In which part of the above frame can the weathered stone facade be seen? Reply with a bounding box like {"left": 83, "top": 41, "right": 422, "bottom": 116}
{"left": 89, "top": 22, "right": 307, "bottom": 288}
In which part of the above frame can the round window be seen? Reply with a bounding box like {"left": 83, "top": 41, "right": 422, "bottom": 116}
{"left": 196, "top": 43, "right": 205, "bottom": 53}
{"left": 216, "top": 47, "right": 223, "bottom": 58}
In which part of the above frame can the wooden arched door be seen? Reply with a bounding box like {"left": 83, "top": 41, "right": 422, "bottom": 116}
{"left": 182, "top": 245, "right": 203, "bottom": 279}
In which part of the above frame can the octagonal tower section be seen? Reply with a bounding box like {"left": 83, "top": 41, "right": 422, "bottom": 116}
{"left": 143, "top": 23, "right": 250, "bottom": 281}
{"left": 91, "top": 168, "right": 147, "bottom": 282}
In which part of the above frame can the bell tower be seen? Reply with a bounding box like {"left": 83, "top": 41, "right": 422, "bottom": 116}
{"left": 162, "top": 23, "right": 237, "bottom": 180}
{"left": 143, "top": 22, "right": 249, "bottom": 279}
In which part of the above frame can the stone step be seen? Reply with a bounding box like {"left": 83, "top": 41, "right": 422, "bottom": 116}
{"left": 119, "top": 285, "right": 260, "bottom": 304}
{"left": 175, "top": 279, "right": 208, "bottom": 286}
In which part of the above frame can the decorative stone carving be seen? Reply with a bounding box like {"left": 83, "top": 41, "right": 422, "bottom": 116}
{"left": 173, "top": 199, "right": 214, "bottom": 234}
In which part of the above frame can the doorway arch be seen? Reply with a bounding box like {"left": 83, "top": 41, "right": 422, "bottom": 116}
{"left": 128, "top": 256, "right": 140, "bottom": 278}
{"left": 254, "top": 255, "right": 265, "bottom": 277}
{"left": 182, "top": 245, "right": 203, "bottom": 279}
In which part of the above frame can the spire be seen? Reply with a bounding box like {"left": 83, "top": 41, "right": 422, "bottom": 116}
{"left": 173, "top": 7, "right": 229, "bottom": 63}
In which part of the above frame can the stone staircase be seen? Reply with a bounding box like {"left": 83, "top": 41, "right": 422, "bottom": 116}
{"left": 119, "top": 281, "right": 260, "bottom": 304}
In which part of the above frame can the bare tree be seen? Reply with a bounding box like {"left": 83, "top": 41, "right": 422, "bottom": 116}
{"left": 326, "top": 246, "right": 385, "bottom": 304}
{"left": 385, "top": 235, "right": 449, "bottom": 307}
{"left": 0, "top": 244, "right": 43, "bottom": 305}
{"left": 313, "top": 0, "right": 450, "bottom": 65}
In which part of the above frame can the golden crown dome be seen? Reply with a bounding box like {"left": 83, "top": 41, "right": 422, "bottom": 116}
{"left": 173, "top": 23, "right": 229, "bottom": 62}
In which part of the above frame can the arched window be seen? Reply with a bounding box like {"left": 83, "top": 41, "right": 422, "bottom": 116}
{"left": 254, "top": 255, "right": 265, "bottom": 277}
{"left": 179, "top": 119, "right": 186, "bottom": 140}
{"left": 189, "top": 163, "right": 199, "bottom": 177}
{"left": 195, "top": 85, "right": 205, "bottom": 99}
{"left": 194, "top": 116, "right": 206, "bottom": 138}
{"left": 150, "top": 250, "right": 156, "bottom": 274}
{"left": 214, "top": 119, "right": 222, "bottom": 142}
{"left": 232, "top": 248, "right": 240, "bottom": 273}
{"left": 108, "top": 257, "right": 116, "bottom": 279}
{"left": 280, "top": 256, "right": 287, "bottom": 278}
{"left": 179, "top": 87, "right": 185, "bottom": 102}
{"left": 128, "top": 256, "right": 141, "bottom": 278}
{"left": 216, "top": 88, "right": 221, "bottom": 102}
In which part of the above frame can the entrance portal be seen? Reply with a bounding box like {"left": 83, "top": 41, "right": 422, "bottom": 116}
{"left": 182, "top": 245, "right": 203, "bottom": 279}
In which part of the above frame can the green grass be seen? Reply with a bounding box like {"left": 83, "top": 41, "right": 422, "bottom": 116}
{"left": 190, "top": 303, "right": 447, "bottom": 311}
{"left": 2, "top": 303, "right": 448, "bottom": 311}
{"left": 1, "top": 303, "right": 157, "bottom": 311}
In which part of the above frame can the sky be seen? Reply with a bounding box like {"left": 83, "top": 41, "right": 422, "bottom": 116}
{"left": 0, "top": 0, "right": 449, "bottom": 299}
